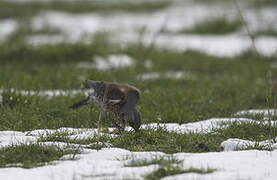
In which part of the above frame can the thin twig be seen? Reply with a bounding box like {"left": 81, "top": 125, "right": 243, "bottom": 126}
{"left": 141, "top": 15, "right": 170, "bottom": 61}
{"left": 233, "top": 0, "right": 259, "bottom": 56}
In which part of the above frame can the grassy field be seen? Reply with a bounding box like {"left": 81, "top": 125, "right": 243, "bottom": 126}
{"left": 0, "top": 0, "right": 277, "bottom": 176}
{"left": 1, "top": 31, "right": 276, "bottom": 151}
{"left": 0, "top": 144, "right": 78, "bottom": 168}
{"left": 178, "top": 18, "right": 242, "bottom": 35}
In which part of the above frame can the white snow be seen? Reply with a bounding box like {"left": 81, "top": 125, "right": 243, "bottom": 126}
{"left": 26, "top": 1, "right": 277, "bottom": 57}
{"left": 0, "top": 20, "right": 18, "bottom": 41}
{"left": 27, "top": 35, "right": 66, "bottom": 45}
{"left": 137, "top": 72, "right": 160, "bottom": 80}
{"left": 136, "top": 71, "right": 193, "bottom": 80}
{"left": 1, "top": 1, "right": 276, "bottom": 56}
{"left": 0, "top": 148, "right": 158, "bottom": 180}
{"left": 1, "top": 117, "right": 276, "bottom": 149}
{"left": 236, "top": 109, "right": 277, "bottom": 117}
{"left": 78, "top": 54, "right": 134, "bottom": 70}
{"left": 0, "top": 89, "right": 92, "bottom": 98}
{"left": 0, "top": 131, "right": 37, "bottom": 147}
{"left": 0, "top": 147, "right": 276, "bottom": 180}
{"left": 139, "top": 118, "right": 277, "bottom": 134}
{"left": 220, "top": 138, "right": 277, "bottom": 151}
{"left": 113, "top": 32, "right": 277, "bottom": 57}
{"left": 172, "top": 149, "right": 277, "bottom": 180}
{"left": 1, "top": 115, "right": 277, "bottom": 179}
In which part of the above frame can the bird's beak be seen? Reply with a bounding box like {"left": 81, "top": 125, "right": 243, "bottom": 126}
{"left": 85, "top": 80, "right": 96, "bottom": 89}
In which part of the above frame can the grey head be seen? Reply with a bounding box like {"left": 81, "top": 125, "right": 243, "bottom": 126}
{"left": 85, "top": 80, "right": 106, "bottom": 99}
{"left": 69, "top": 80, "right": 107, "bottom": 109}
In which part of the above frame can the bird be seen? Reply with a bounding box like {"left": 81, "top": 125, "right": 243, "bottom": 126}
{"left": 69, "top": 80, "right": 142, "bottom": 133}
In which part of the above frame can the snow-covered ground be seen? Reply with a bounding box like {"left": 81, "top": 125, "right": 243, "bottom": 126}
{"left": 78, "top": 54, "right": 134, "bottom": 70}
{"left": 28, "top": 5, "right": 277, "bottom": 57}
{"left": 1, "top": 1, "right": 277, "bottom": 179}
{"left": 1, "top": 116, "right": 277, "bottom": 149}
{"left": 220, "top": 138, "right": 277, "bottom": 151}
{"left": 2, "top": 0, "right": 277, "bottom": 57}
{"left": 0, "top": 146, "right": 276, "bottom": 180}
{"left": 0, "top": 109, "right": 277, "bottom": 179}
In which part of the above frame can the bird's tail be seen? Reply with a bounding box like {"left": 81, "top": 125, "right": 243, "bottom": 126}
{"left": 123, "top": 108, "right": 141, "bottom": 132}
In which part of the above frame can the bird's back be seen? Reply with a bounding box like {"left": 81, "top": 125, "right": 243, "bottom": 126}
{"left": 107, "top": 83, "right": 140, "bottom": 106}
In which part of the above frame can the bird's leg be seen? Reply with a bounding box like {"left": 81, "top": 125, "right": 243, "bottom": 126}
{"left": 111, "top": 112, "right": 125, "bottom": 134}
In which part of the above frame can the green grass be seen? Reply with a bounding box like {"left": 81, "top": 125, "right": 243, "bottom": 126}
{"left": 179, "top": 18, "right": 242, "bottom": 35}
{"left": 35, "top": 122, "right": 277, "bottom": 154}
{"left": 0, "top": 144, "right": 77, "bottom": 168}
{"left": 0, "top": 1, "right": 170, "bottom": 19}
{"left": 124, "top": 156, "right": 180, "bottom": 167}
{"left": 0, "top": 11, "right": 276, "bottom": 167}
{"left": 144, "top": 157, "right": 215, "bottom": 180}
{"left": 248, "top": 0, "right": 277, "bottom": 7}
{"left": 0, "top": 33, "right": 276, "bottom": 131}
{"left": 37, "top": 131, "right": 73, "bottom": 143}
{"left": 108, "top": 122, "right": 277, "bottom": 153}
{"left": 37, "top": 131, "right": 112, "bottom": 149}
{"left": 144, "top": 166, "right": 186, "bottom": 180}
{"left": 0, "top": 0, "right": 276, "bottom": 173}
{"left": 255, "top": 30, "right": 277, "bottom": 37}
{"left": 124, "top": 156, "right": 188, "bottom": 180}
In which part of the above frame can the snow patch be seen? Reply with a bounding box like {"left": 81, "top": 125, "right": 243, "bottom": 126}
{"left": 2, "top": 118, "right": 276, "bottom": 148}
{"left": 235, "top": 109, "right": 277, "bottom": 117}
{"left": 0, "top": 131, "right": 37, "bottom": 148}
{"left": 27, "top": 35, "right": 66, "bottom": 45}
{"left": 173, "top": 149, "right": 277, "bottom": 180}
{"left": 27, "top": 127, "right": 97, "bottom": 137}
{"left": 136, "top": 71, "right": 192, "bottom": 80}
{"left": 220, "top": 138, "right": 277, "bottom": 151}
{"left": 1, "top": 116, "right": 277, "bottom": 179}
{"left": 115, "top": 32, "right": 277, "bottom": 57}
{"left": 0, "top": 147, "right": 276, "bottom": 180}
{"left": 0, "top": 89, "right": 91, "bottom": 98}
{"left": 28, "top": 2, "right": 277, "bottom": 57}
{"left": 38, "top": 141, "right": 90, "bottom": 150}
{"left": 0, "top": 20, "right": 18, "bottom": 42}
{"left": 67, "top": 131, "right": 118, "bottom": 140}
{"left": 94, "top": 55, "right": 134, "bottom": 70}
{"left": 139, "top": 118, "right": 277, "bottom": 134}
{"left": 78, "top": 54, "right": 134, "bottom": 70}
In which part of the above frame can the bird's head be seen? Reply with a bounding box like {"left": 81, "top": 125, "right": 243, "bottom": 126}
{"left": 85, "top": 80, "right": 106, "bottom": 98}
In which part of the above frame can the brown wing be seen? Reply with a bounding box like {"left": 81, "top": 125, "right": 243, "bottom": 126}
{"left": 118, "top": 84, "right": 140, "bottom": 106}
{"left": 106, "top": 84, "right": 126, "bottom": 104}
{"left": 105, "top": 83, "right": 140, "bottom": 106}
